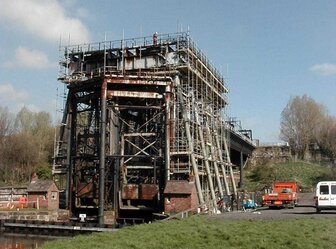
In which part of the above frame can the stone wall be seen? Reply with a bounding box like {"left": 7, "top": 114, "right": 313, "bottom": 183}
{"left": 0, "top": 210, "right": 69, "bottom": 222}
{"left": 250, "top": 143, "right": 292, "bottom": 167}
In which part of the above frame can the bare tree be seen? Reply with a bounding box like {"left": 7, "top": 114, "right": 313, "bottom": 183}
{"left": 0, "top": 107, "right": 14, "bottom": 183}
{"left": 34, "top": 111, "right": 54, "bottom": 162}
{"left": 14, "top": 106, "right": 34, "bottom": 134}
{"left": 1, "top": 133, "right": 39, "bottom": 184}
{"left": 0, "top": 106, "right": 54, "bottom": 184}
{"left": 280, "top": 95, "right": 326, "bottom": 160}
{"left": 318, "top": 116, "right": 336, "bottom": 165}
{"left": 0, "top": 107, "right": 14, "bottom": 138}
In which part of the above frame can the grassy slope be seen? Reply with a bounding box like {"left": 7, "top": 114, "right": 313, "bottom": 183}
{"left": 42, "top": 216, "right": 336, "bottom": 249}
{"left": 273, "top": 161, "right": 332, "bottom": 188}
{"left": 245, "top": 161, "right": 333, "bottom": 191}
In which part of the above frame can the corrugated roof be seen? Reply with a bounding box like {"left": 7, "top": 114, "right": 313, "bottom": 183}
{"left": 27, "top": 180, "right": 57, "bottom": 192}
{"left": 164, "top": 180, "right": 194, "bottom": 194}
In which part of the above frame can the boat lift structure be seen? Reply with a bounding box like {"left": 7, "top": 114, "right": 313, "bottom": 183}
{"left": 53, "top": 32, "right": 255, "bottom": 225}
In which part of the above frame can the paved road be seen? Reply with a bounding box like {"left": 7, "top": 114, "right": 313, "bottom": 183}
{"left": 297, "top": 192, "right": 315, "bottom": 206}
{"left": 214, "top": 192, "right": 336, "bottom": 221}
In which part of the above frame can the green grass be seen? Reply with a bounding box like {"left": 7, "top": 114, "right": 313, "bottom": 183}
{"left": 272, "top": 161, "right": 333, "bottom": 189}
{"left": 42, "top": 161, "right": 336, "bottom": 249}
{"left": 41, "top": 215, "right": 336, "bottom": 249}
{"left": 245, "top": 161, "right": 334, "bottom": 191}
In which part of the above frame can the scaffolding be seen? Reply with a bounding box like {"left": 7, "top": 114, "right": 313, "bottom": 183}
{"left": 54, "top": 32, "right": 237, "bottom": 224}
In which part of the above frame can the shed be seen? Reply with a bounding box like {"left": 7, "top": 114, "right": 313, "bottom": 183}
{"left": 164, "top": 180, "right": 197, "bottom": 214}
{"left": 27, "top": 179, "right": 59, "bottom": 210}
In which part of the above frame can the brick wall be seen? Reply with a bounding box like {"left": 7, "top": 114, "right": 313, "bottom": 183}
{"left": 165, "top": 194, "right": 191, "bottom": 214}
{"left": 190, "top": 184, "right": 198, "bottom": 210}
{"left": 27, "top": 192, "right": 48, "bottom": 209}
{"left": 164, "top": 181, "right": 199, "bottom": 214}
{"left": 47, "top": 184, "right": 59, "bottom": 210}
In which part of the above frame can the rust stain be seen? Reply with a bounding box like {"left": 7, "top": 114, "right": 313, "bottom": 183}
{"left": 139, "top": 184, "right": 158, "bottom": 200}
{"left": 121, "top": 184, "right": 139, "bottom": 200}
{"left": 77, "top": 182, "right": 94, "bottom": 198}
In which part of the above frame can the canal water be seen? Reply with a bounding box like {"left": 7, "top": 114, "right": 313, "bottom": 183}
{"left": 0, "top": 233, "right": 62, "bottom": 249}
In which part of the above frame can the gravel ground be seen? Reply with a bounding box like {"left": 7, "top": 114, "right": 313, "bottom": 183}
{"left": 212, "top": 192, "right": 336, "bottom": 221}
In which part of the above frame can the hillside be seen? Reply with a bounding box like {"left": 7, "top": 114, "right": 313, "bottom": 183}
{"left": 245, "top": 161, "right": 335, "bottom": 191}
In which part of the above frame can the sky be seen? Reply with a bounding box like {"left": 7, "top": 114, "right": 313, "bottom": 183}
{"left": 0, "top": 0, "right": 336, "bottom": 143}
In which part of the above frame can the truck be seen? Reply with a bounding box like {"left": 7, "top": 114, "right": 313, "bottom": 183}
{"left": 262, "top": 181, "right": 298, "bottom": 208}
{"left": 315, "top": 181, "right": 336, "bottom": 213}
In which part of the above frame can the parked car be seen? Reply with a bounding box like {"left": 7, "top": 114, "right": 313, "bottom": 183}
{"left": 315, "top": 181, "right": 336, "bottom": 213}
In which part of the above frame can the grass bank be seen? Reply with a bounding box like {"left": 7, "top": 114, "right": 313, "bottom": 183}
{"left": 42, "top": 215, "right": 336, "bottom": 249}
{"left": 273, "top": 161, "right": 333, "bottom": 188}
{"left": 245, "top": 161, "right": 334, "bottom": 191}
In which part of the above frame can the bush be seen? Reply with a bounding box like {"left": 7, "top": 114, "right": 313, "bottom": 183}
{"left": 35, "top": 163, "right": 52, "bottom": 180}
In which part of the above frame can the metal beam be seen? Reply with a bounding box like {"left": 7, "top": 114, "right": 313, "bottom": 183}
{"left": 98, "top": 80, "right": 107, "bottom": 226}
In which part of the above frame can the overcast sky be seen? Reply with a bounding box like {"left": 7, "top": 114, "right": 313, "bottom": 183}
{"left": 0, "top": 0, "right": 335, "bottom": 143}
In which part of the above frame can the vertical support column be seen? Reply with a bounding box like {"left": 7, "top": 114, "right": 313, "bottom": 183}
{"left": 194, "top": 105, "right": 217, "bottom": 209}
{"left": 109, "top": 106, "right": 120, "bottom": 222}
{"left": 175, "top": 76, "right": 204, "bottom": 206}
{"left": 185, "top": 119, "right": 205, "bottom": 206}
{"left": 239, "top": 150, "right": 244, "bottom": 189}
{"left": 109, "top": 105, "right": 120, "bottom": 156}
{"left": 67, "top": 91, "right": 76, "bottom": 215}
{"left": 206, "top": 127, "right": 224, "bottom": 199}
{"left": 113, "top": 157, "right": 119, "bottom": 221}
{"left": 165, "top": 84, "right": 171, "bottom": 181}
{"left": 66, "top": 113, "right": 72, "bottom": 211}
{"left": 214, "top": 132, "right": 230, "bottom": 195}
{"left": 120, "top": 134, "right": 127, "bottom": 184}
{"left": 223, "top": 135, "right": 237, "bottom": 197}
{"left": 99, "top": 79, "right": 107, "bottom": 226}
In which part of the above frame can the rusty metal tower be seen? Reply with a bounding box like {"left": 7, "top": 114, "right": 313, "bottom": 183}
{"left": 53, "top": 32, "right": 237, "bottom": 225}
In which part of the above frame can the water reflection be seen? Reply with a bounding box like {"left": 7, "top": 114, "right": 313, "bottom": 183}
{"left": 0, "top": 233, "right": 58, "bottom": 249}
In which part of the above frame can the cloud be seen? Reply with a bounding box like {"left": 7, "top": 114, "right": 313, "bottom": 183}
{"left": 0, "top": 84, "right": 40, "bottom": 113}
{"left": 310, "top": 63, "right": 336, "bottom": 76}
{"left": 0, "top": 0, "right": 90, "bottom": 44}
{"left": 4, "top": 47, "right": 56, "bottom": 69}
{"left": 0, "top": 83, "right": 29, "bottom": 102}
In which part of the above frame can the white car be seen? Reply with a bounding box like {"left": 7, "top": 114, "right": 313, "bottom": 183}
{"left": 315, "top": 181, "right": 336, "bottom": 213}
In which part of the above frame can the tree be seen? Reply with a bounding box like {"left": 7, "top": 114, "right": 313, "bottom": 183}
{"left": 280, "top": 95, "right": 326, "bottom": 160}
{"left": 35, "top": 163, "right": 52, "bottom": 180}
{"left": 1, "top": 132, "right": 39, "bottom": 184}
{"left": 0, "top": 107, "right": 14, "bottom": 184}
{"left": 318, "top": 116, "right": 336, "bottom": 165}
{"left": 0, "top": 107, "right": 14, "bottom": 138}
{"left": 15, "top": 107, "right": 54, "bottom": 162}
{"left": 14, "top": 106, "right": 34, "bottom": 134}
{"left": 0, "top": 106, "right": 55, "bottom": 185}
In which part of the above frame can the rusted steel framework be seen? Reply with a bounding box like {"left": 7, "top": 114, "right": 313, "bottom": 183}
{"left": 54, "top": 32, "right": 238, "bottom": 225}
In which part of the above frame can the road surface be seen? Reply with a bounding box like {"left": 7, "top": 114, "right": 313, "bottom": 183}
{"left": 214, "top": 192, "right": 336, "bottom": 221}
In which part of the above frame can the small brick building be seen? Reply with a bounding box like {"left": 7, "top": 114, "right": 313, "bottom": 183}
{"left": 164, "top": 180, "right": 197, "bottom": 214}
{"left": 27, "top": 179, "right": 59, "bottom": 210}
